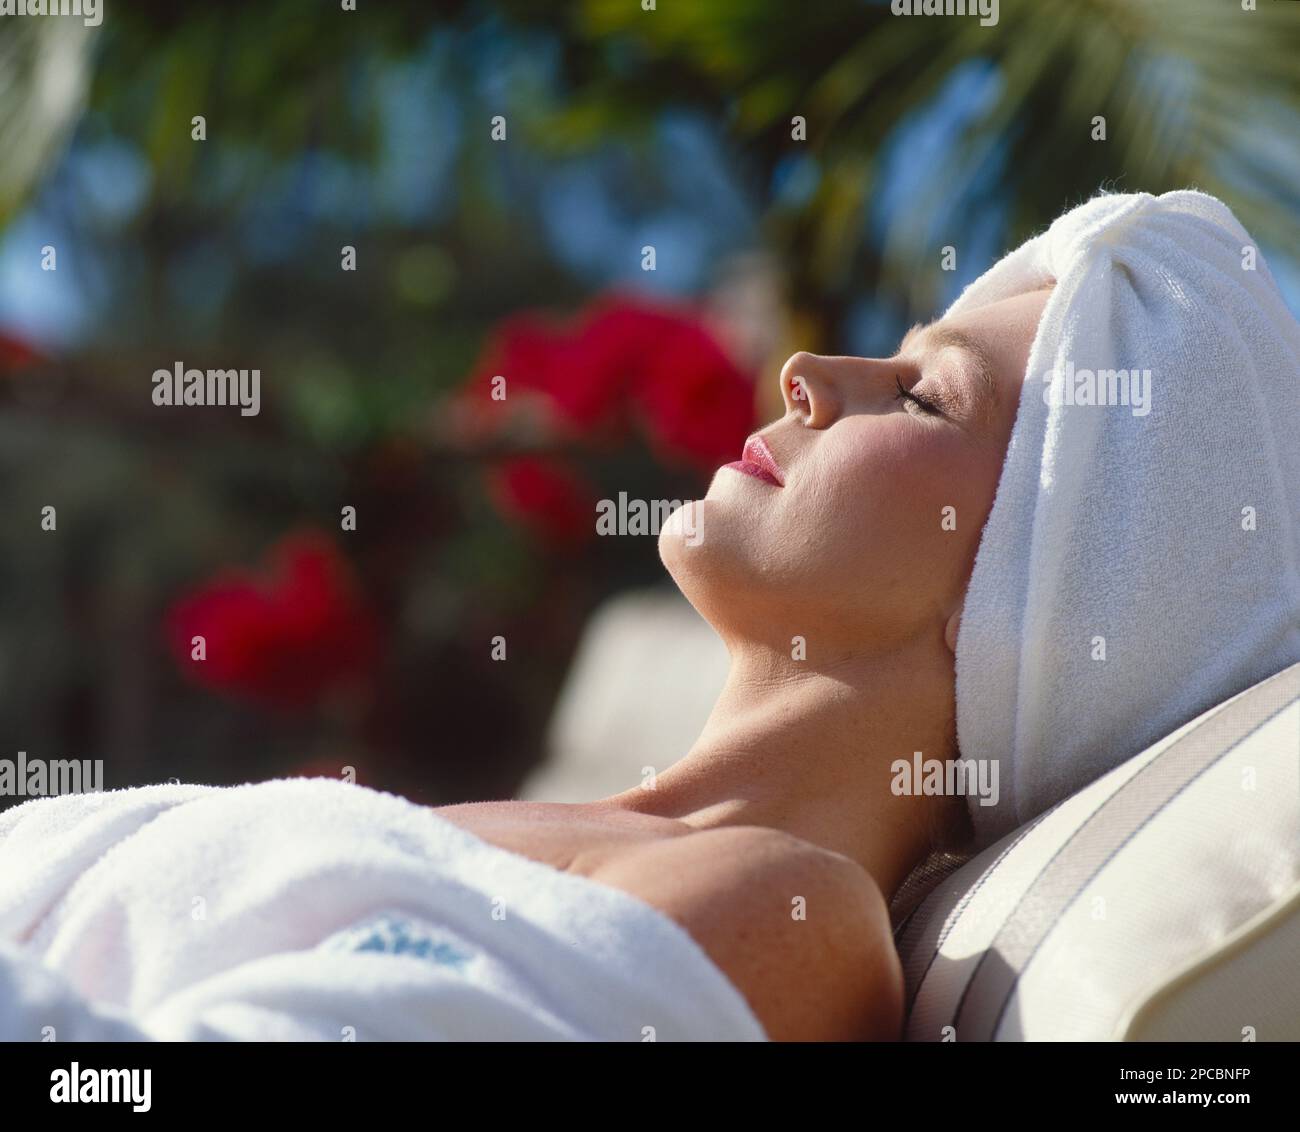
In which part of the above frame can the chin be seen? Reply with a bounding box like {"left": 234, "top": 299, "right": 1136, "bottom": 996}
{"left": 659, "top": 497, "right": 777, "bottom": 638}
{"left": 657, "top": 498, "right": 711, "bottom": 571}
{"left": 660, "top": 498, "right": 749, "bottom": 620}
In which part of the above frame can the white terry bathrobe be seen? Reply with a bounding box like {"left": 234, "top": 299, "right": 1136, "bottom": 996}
{"left": 0, "top": 777, "right": 767, "bottom": 1042}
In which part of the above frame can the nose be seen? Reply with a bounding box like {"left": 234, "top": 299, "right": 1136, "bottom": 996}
{"left": 779, "top": 351, "right": 846, "bottom": 428}
{"left": 779, "top": 350, "right": 902, "bottom": 427}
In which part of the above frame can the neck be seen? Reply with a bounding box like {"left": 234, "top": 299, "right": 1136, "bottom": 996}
{"left": 601, "top": 634, "right": 958, "bottom": 900}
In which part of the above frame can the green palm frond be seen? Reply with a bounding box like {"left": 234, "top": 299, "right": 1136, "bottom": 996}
{"left": 0, "top": 19, "right": 95, "bottom": 226}
{"left": 566, "top": 0, "right": 1300, "bottom": 328}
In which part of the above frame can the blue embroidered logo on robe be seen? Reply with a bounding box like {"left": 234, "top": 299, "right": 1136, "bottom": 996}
{"left": 323, "top": 913, "right": 474, "bottom": 970}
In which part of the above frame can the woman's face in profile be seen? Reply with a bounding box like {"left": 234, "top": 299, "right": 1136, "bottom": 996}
{"left": 661, "top": 285, "right": 1054, "bottom": 653}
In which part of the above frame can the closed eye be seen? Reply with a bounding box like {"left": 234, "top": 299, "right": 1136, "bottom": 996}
{"left": 894, "top": 375, "right": 943, "bottom": 417}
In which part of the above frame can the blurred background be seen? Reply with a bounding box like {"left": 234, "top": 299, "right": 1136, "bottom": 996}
{"left": 1, "top": 0, "right": 1297, "bottom": 810}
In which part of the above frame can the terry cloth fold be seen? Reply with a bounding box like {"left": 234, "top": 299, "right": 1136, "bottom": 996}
{"left": 0, "top": 779, "right": 767, "bottom": 1041}
{"left": 947, "top": 190, "right": 1300, "bottom": 849}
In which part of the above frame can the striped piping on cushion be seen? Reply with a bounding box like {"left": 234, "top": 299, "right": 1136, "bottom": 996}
{"left": 897, "top": 814, "right": 1047, "bottom": 1017}
{"left": 905, "top": 661, "right": 1300, "bottom": 1040}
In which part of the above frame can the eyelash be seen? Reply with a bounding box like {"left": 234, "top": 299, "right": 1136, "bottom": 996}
{"left": 894, "top": 375, "right": 942, "bottom": 416}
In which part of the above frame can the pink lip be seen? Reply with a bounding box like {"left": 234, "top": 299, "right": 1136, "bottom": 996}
{"left": 724, "top": 435, "right": 784, "bottom": 487}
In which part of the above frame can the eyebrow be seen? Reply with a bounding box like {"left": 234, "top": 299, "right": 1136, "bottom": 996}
{"left": 897, "top": 321, "right": 999, "bottom": 426}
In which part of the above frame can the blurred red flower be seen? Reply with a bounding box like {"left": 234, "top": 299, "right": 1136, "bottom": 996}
{"left": 461, "top": 293, "right": 755, "bottom": 542}
{"left": 624, "top": 311, "right": 755, "bottom": 473}
{"left": 487, "top": 455, "right": 595, "bottom": 550}
{"left": 468, "top": 311, "right": 622, "bottom": 432}
{"left": 0, "top": 331, "right": 40, "bottom": 371}
{"left": 164, "top": 530, "right": 381, "bottom": 711}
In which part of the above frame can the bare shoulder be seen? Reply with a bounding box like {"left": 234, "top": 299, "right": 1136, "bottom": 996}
{"left": 589, "top": 825, "right": 904, "bottom": 1041}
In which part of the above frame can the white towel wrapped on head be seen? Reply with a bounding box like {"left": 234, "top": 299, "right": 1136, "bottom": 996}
{"left": 0, "top": 778, "right": 767, "bottom": 1041}
{"left": 948, "top": 190, "right": 1300, "bottom": 849}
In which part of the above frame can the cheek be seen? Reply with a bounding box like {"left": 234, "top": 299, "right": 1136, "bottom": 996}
{"left": 799, "top": 425, "right": 1001, "bottom": 587}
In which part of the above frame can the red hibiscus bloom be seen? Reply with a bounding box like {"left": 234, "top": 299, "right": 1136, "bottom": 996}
{"left": 461, "top": 292, "right": 756, "bottom": 544}
{"left": 164, "top": 530, "right": 381, "bottom": 711}
{"left": 570, "top": 294, "right": 755, "bottom": 471}
{"left": 626, "top": 313, "right": 755, "bottom": 473}
{"left": 487, "top": 455, "right": 595, "bottom": 549}
{"left": 461, "top": 294, "right": 756, "bottom": 460}
{"left": 463, "top": 310, "right": 624, "bottom": 435}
